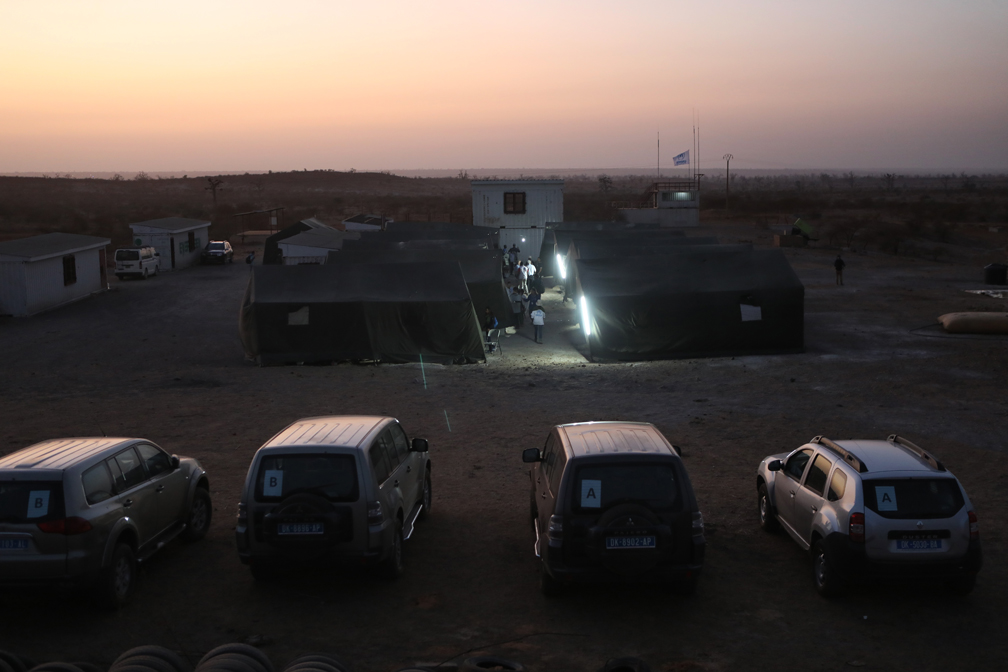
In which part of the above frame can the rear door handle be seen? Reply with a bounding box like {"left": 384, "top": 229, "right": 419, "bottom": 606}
{"left": 541, "top": 493, "right": 546, "bottom": 499}
{"left": 156, "top": 485, "right": 165, "bottom": 493}
{"left": 789, "top": 490, "right": 795, "bottom": 498}
{"left": 811, "top": 506, "right": 818, "bottom": 512}
{"left": 394, "top": 480, "right": 399, "bottom": 488}
{"left": 123, "top": 499, "right": 133, "bottom": 508}
{"left": 406, "top": 466, "right": 411, "bottom": 473}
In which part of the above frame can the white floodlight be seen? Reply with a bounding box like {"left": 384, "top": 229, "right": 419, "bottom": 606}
{"left": 521, "top": 237, "right": 526, "bottom": 242}
{"left": 580, "top": 296, "right": 591, "bottom": 337}
{"left": 556, "top": 254, "right": 566, "bottom": 280}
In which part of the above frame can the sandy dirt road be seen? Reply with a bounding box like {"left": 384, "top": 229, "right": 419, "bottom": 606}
{"left": 0, "top": 232, "right": 1005, "bottom": 671}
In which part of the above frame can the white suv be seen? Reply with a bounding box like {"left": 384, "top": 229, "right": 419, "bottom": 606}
{"left": 756, "top": 435, "right": 982, "bottom": 596}
{"left": 235, "top": 416, "right": 432, "bottom": 582}
{"left": 114, "top": 247, "right": 160, "bottom": 279}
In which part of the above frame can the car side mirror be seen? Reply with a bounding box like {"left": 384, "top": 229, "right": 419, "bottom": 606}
{"left": 767, "top": 459, "right": 782, "bottom": 472}
{"left": 411, "top": 438, "right": 429, "bottom": 453}
{"left": 671, "top": 444, "right": 683, "bottom": 457}
{"left": 171, "top": 454, "right": 181, "bottom": 469}
{"left": 522, "top": 448, "right": 542, "bottom": 463}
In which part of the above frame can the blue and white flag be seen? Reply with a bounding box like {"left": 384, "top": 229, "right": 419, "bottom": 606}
{"left": 672, "top": 150, "right": 690, "bottom": 166}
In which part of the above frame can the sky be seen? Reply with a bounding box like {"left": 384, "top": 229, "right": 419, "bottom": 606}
{"left": 1, "top": 0, "right": 1006, "bottom": 173}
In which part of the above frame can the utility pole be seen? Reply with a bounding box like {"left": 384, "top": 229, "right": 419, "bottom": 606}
{"left": 723, "top": 154, "right": 733, "bottom": 209}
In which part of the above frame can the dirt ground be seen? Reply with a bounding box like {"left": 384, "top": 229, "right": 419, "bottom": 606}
{"left": 1, "top": 224, "right": 1006, "bottom": 672}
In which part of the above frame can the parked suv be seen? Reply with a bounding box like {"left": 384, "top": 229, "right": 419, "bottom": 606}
{"left": 201, "top": 241, "right": 234, "bottom": 264}
{"left": 756, "top": 435, "right": 982, "bottom": 596}
{"left": 114, "top": 247, "right": 160, "bottom": 279}
{"left": 235, "top": 416, "right": 432, "bottom": 582}
{"left": 522, "top": 422, "right": 705, "bottom": 596}
{"left": 0, "top": 438, "right": 211, "bottom": 608}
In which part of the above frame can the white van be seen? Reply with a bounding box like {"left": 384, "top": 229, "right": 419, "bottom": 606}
{"left": 115, "top": 247, "right": 160, "bottom": 280}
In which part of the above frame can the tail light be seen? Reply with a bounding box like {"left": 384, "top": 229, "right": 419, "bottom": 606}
{"left": 367, "top": 501, "right": 383, "bottom": 526}
{"left": 547, "top": 515, "right": 563, "bottom": 542}
{"left": 968, "top": 511, "right": 979, "bottom": 540}
{"left": 37, "top": 517, "right": 93, "bottom": 535}
{"left": 692, "top": 511, "right": 705, "bottom": 536}
{"left": 848, "top": 512, "right": 865, "bottom": 543}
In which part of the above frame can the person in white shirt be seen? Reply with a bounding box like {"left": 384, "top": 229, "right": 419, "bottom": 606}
{"left": 530, "top": 306, "right": 546, "bottom": 344}
{"left": 526, "top": 258, "right": 537, "bottom": 279}
{"left": 518, "top": 262, "right": 529, "bottom": 293}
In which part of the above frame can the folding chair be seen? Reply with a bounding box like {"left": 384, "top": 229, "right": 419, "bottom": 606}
{"left": 485, "top": 328, "right": 502, "bottom": 355}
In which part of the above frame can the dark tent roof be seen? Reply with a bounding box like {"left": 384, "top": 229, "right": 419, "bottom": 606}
{"left": 342, "top": 237, "right": 491, "bottom": 251}
{"left": 569, "top": 236, "right": 724, "bottom": 260}
{"left": 240, "top": 262, "right": 485, "bottom": 365}
{"left": 547, "top": 221, "right": 667, "bottom": 231}
{"left": 573, "top": 247, "right": 804, "bottom": 361}
{"left": 328, "top": 247, "right": 511, "bottom": 323}
{"left": 355, "top": 227, "right": 499, "bottom": 245}
{"left": 384, "top": 221, "right": 479, "bottom": 234}
{"left": 264, "top": 218, "right": 334, "bottom": 264}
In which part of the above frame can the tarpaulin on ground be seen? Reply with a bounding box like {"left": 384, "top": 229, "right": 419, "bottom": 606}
{"left": 573, "top": 247, "right": 804, "bottom": 360}
{"left": 327, "top": 247, "right": 511, "bottom": 326}
{"left": 239, "top": 262, "right": 485, "bottom": 365}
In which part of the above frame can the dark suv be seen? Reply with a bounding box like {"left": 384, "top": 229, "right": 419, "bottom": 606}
{"left": 522, "top": 422, "right": 705, "bottom": 595}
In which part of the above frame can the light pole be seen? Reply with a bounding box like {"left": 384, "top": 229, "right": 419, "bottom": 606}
{"left": 723, "top": 154, "right": 733, "bottom": 210}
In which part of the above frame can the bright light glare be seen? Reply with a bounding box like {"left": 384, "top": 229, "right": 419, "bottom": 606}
{"left": 580, "top": 296, "right": 591, "bottom": 337}
{"left": 556, "top": 254, "right": 566, "bottom": 280}
{"left": 521, "top": 237, "right": 526, "bottom": 242}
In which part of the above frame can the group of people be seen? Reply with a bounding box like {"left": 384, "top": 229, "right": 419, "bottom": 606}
{"left": 483, "top": 245, "right": 547, "bottom": 348}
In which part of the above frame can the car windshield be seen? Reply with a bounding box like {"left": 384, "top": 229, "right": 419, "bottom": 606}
{"left": 863, "top": 478, "right": 964, "bottom": 519}
{"left": 115, "top": 250, "right": 140, "bottom": 261}
{"left": 207, "top": 243, "right": 226, "bottom": 250}
{"left": 255, "top": 454, "right": 359, "bottom": 502}
{"left": 571, "top": 463, "right": 681, "bottom": 512}
{"left": 0, "top": 480, "right": 65, "bottom": 524}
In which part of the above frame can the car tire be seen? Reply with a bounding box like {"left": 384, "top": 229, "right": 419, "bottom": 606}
{"left": 417, "top": 470, "right": 432, "bottom": 521}
{"left": 378, "top": 523, "right": 403, "bottom": 580}
{"left": 197, "top": 644, "right": 275, "bottom": 672}
{"left": 0, "top": 651, "right": 29, "bottom": 672}
{"left": 948, "top": 574, "right": 976, "bottom": 595}
{"left": 99, "top": 542, "right": 136, "bottom": 609}
{"left": 812, "top": 540, "right": 843, "bottom": 597}
{"left": 539, "top": 562, "right": 562, "bottom": 597}
{"left": 249, "top": 558, "right": 280, "bottom": 583}
{"left": 460, "top": 657, "right": 526, "bottom": 672}
{"left": 112, "top": 645, "right": 189, "bottom": 672}
{"left": 115, "top": 274, "right": 123, "bottom": 281}
{"left": 153, "top": 265, "right": 159, "bottom": 276}
{"left": 758, "top": 483, "right": 779, "bottom": 533}
{"left": 181, "top": 487, "right": 212, "bottom": 542}
{"left": 285, "top": 654, "right": 350, "bottom": 672}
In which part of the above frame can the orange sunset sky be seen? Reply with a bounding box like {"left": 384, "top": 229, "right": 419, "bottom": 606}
{"left": 1, "top": 1, "right": 1006, "bottom": 173}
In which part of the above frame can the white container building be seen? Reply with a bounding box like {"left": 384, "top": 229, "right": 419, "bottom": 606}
{"left": 617, "top": 179, "right": 700, "bottom": 227}
{"left": 278, "top": 227, "right": 356, "bottom": 265}
{"left": 0, "top": 233, "right": 110, "bottom": 317}
{"left": 129, "top": 217, "right": 211, "bottom": 270}
{"left": 471, "top": 179, "right": 563, "bottom": 262}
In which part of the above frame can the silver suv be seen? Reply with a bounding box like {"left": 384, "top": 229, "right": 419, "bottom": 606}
{"left": 0, "top": 438, "right": 211, "bottom": 607}
{"left": 523, "top": 422, "right": 705, "bottom": 596}
{"left": 756, "top": 435, "right": 982, "bottom": 596}
{"left": 235, "top": 416, "right": 432, "bottom": 582}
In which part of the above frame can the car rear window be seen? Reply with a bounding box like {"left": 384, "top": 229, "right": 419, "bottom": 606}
{"left": 208, "top": 243, "right": 226, "bottom": 250}
{"left": 864, "top": 478, "right": 964, "bottom": 519}
{"left": 116, "top": 250, "right": 140, "bottom": 261}
{"left": 0, "top": 480, "right": 66, "bottom": 523}
{"left": 571, "top": 463, "right": 681, "bottom": 513}
{"left": 255, "top": 454, "right": 359, "bottom": 503}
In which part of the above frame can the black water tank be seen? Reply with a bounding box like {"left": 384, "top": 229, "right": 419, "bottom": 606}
{"left": 984, "top": 263, "right": 1007, "bottom": 285}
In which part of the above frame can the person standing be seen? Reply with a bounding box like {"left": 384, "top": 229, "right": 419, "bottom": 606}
{"left": 510, "top": 286, "right": 526, "bottom": 328}
{"left": 526, "top": 257, "right": 537, "bottom": 280}
{"left": 518, "top": 261, "right": 529, "bottom": 293}
{"left": 530, "top": 305, "right": 546, "bottom": 344}
{"left": 834, "top": 254, "right": 846, "bottom": 286}
{"left": 483, "top": 307, "right": 499, "bottom": 352}
{"left": 508, "top": 245, "right": 518, "bottom": 274}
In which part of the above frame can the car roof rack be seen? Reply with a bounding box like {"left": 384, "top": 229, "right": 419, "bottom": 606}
{"left": 887, "top": 434, "right": 946, "bottom": 472}
{"left": 811, "top": 436, "right": 868, "bottom": 473}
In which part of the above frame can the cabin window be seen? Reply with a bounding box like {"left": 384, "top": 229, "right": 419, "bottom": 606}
{"left": 62, "top": 255, "right": 77, "bottom": 286}
{"left": 504, "top": 192, "right": 526, "bottom": 214}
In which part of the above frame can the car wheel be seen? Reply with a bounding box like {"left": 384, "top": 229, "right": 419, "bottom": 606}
{"left": 153, "top": 265, "right": 159, "bottom": 276}
{"left": 115, "top": 274, "right": 123, "bottom": 280}
{"left": 948, "top": 574, "right": 976, "bottom": 595}
{"left": 378, "top": 523, "right": 403, "bottom": 580}
{"left": 418, "top": 470, "right": 432, "bottom": 521}
{"left": 812, "top": 540, "right": 842, "bottom": 597}
{"left": 539, "top": 562, "right": 562, "bottom": 597}
{"left": 99, "top": 542, "right": 136, "bottom": 609}
{"left": 758, "top": 483, "right": 779, "bottom": 532}
{"left": 181, "top": 487, "right": 212, "bottom": 542}
{"left": 249, "top": 558, "right": 280, "bottom": 583}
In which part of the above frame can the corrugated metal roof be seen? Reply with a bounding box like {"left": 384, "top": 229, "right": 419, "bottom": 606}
{"left": 0, "top": 438, "right": 134, "bottom": 470}
{"left": 560, "top": 422, "right": 673, "bottom": 457}
{"left": 265, "top": 416, "right": 387, "bottom": 449}
{"left": 0, "top": 233, "right": 110, "bottom": 262}
{"left": 837, "top": 440, "right": 940, "bottom": 473}
{"left": 129, "top": 217, "right": 211, "bottom": 233}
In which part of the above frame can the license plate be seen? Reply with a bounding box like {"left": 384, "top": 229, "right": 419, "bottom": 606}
{"left": 606, "top": 535, "right": 656, "bottom": 550}
{"left": 0, "top": 538, "right": 29, "bottom": 551}
{"left": 278, "top": 522, "right": 324, "bottom": 535}
{"left": 896, "top": 539, "right": 942, "bottom": 551}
